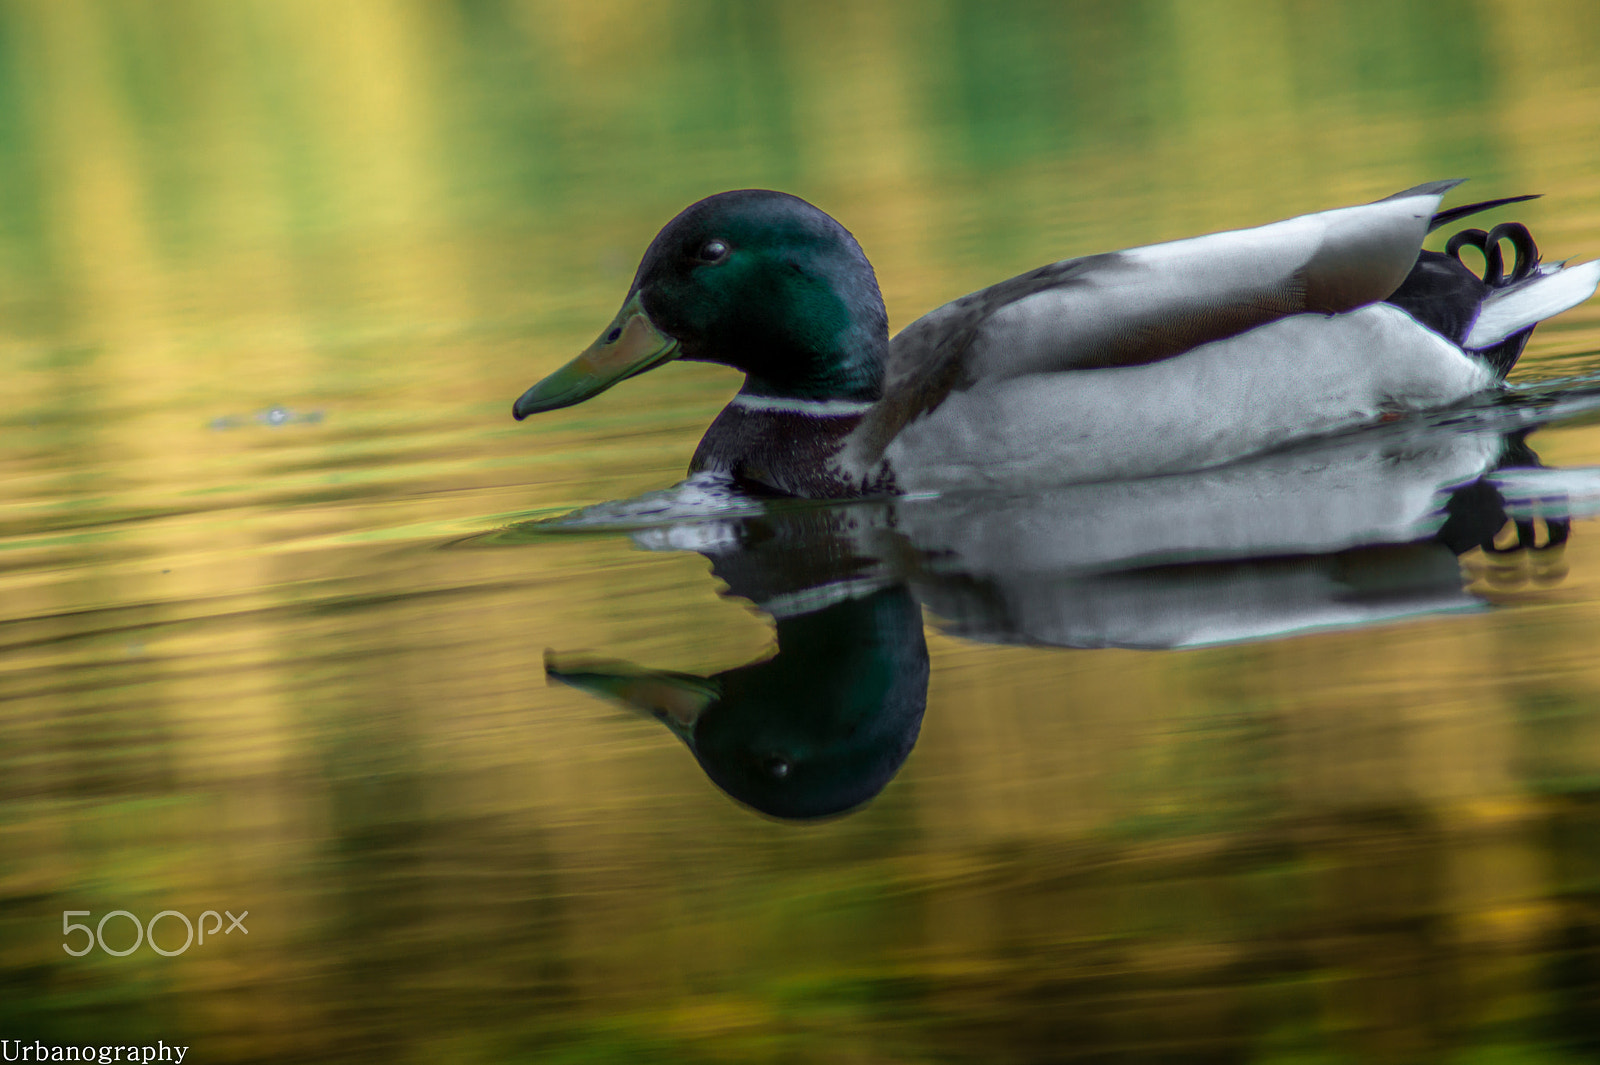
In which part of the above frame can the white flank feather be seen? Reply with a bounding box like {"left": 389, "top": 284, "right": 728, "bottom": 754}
{"left": 1464, "top": 260, "right": 1600, "bottom": 349}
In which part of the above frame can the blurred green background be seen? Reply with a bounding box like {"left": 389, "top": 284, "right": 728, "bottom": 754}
{"left": 5, "top": 1, "right": 1600, "bottom": 1062}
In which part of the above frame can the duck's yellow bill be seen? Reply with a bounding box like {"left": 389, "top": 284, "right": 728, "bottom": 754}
{"left": 513, "top": 293, "right": 680, "bottom": 419}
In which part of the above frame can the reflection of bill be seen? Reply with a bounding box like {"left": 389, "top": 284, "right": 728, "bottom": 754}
{"left": 62, "top": 908, "right": 247, "bottom": 957}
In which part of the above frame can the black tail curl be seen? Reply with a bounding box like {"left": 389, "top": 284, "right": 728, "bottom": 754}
{"left": 1387, "top": 208, "right": 1545, "bottom": 379}
{"left": 1445, "top": 222, "right": 1540, "bottom": 286}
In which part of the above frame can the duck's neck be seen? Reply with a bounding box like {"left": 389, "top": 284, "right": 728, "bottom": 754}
{"left": 727, "top": 391, "right": 877, "bottom": 417}
{"left": 736, "top": 338, "right": 884, "bottom": 403}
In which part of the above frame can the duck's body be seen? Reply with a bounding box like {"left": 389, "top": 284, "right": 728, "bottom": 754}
{"left": 881, "top": 303, "right": 1490, "bottom": 491}
{"left": 513, "top": 182, "right": 1600, "bottom": 498}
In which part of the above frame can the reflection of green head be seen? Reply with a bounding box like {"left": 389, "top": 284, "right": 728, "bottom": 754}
{"left": 549, "top": 586, "right": 928, "bottom": 820}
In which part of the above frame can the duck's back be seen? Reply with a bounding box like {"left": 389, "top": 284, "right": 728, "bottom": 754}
{"left": 853, "top": 182, "right": 1461, "bottom": 463}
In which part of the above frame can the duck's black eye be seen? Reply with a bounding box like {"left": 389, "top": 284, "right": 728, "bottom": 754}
{"left": 696, "top": 239, "right": 730, "bottom": 263}
{"left": 762, "top": 756, "right": 790, "bottom": 779}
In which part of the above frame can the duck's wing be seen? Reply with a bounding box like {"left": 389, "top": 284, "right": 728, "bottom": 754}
{"left": 853, "top": 181, "right": 1463, "bottom": 462}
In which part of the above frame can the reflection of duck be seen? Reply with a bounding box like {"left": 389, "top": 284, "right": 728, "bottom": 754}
{"left": 531, "top": 396, "right": 1598, "bottom": 817}
{"left": 548, "top": 585, "right": 928, "bottom": 821}
{"left": 513, "top": 182, "right": 1599, "bottom": 498}
{"left": 891, "top": 415, "right": 1582, "bottom": 648}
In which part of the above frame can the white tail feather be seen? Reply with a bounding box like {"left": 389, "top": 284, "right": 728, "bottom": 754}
{"left": 1464, "top": 260, "right": 1600, "bottom": 349}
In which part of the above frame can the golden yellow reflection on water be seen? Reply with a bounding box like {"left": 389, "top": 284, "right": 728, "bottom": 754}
{"left": 4, "top": 1, "right": 1600, "bottom": 1061}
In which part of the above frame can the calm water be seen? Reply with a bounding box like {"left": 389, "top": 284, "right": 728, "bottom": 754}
{"left": 6, "top": 2, "right": 1600, "bottom": 1062}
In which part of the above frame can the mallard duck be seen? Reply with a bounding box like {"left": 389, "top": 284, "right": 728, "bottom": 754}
{"left": 513, "top": 181, "right": 1600, "bottom": 498}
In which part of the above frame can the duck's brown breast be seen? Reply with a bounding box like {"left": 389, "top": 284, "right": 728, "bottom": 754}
{"left": 689, "top": 397, "right": 893, "bottom": 498}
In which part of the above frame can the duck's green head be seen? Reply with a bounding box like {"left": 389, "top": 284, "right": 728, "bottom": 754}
{"left": 513, "top": 190, "right": 888, "bottom": 418}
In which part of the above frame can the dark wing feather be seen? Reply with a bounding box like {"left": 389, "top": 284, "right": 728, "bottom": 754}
{"left": 1429, "top": 194, "right": 1540, "bottom": 232}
